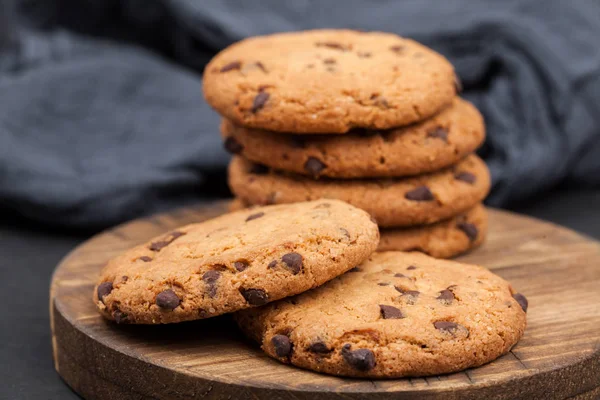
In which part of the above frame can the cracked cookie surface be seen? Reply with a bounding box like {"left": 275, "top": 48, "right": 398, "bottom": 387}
{"left": 93, "top": 199, "right": 379, "bottom": 324}
{"left": 203, "top": 29, "right": 457, "bottom": 133}
{"left": 235, "top": 251, "right": 527, "bottom": 378}
{"left": 228, "top": 154, "right": 490, "bottom": 227}
{"left": 221, "top": 98, "right": 484, "bottom": 178}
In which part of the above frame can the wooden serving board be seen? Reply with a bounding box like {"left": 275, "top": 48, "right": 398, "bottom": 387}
{"left": 50, "top": 201, "right": 600, "bottom": 400}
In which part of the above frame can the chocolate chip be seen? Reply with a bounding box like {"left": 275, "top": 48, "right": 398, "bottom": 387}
{"left": 203, "top": 270, "right": 221, "bottom": 298}
{"left": 512, "top": 293, "right": 528, "bottom": 312}
{"left": 250, "top": 163, "right": 269, "bottom": 174}
{"left": 246, "top": 212, "right": 264, "bottom": 222}
{"left": 394, "top": 273, "right": 406, "bottom": 278}
{"left": 315, "top": 41, "right": 350, "bottom": 51}
{"left": 220, "top": 61, "right": 241, "bottom": 72}
{"left": 348, "top": 267, "right": 362, "bottom": 273}
{"left": 357, "top": 51, "right": 371, "bottom": 58}
{"left": 255, "top": 61, "right": 268, "bottom": 73}
{"left": 379, "top": 304, "right": 405, "bottom": 319}
{"left": 203, "top": 270, "right": 221, "bottom": 283}
{"left": 389, "top": 45, "right": 405, "bottom": 53}
{"left": 282, "top": 252, "right": 303, "bottom": 275}
{"left": 427, "top": 126, "right": 449, "bottom": 142}
{"left": 251, "top": 92, "right": 269, "bottom": 113}
{"left": 121, "top": 276, "right": 128, "bottom": 283}
{"left": 434, "top": 321, "right": 469, "bottom": 337}
{"left": 458, "top": 222, "right": 478, "bottom": 241}
{"left": 267, "top": 260, "right": 277, "bottom": 269}
{"left": 370, "top": 94, "right": 390, "bottom": 108}
{"left": 323, "top": 58, "right": 336, "bottom": 64}
{"left": 97, "top": 282, "right": 113, "bottom": 303}
{"left": 271, "top": 334, "right": 292, "bottom": 357}
{"left": 304, "top": 157, "right": 326, "bottom": 177}
{"left": 377, "top": 282, "right": 390, "bottom": 286}
{"left": 405, "top": 186, "right": 435, "bottom": 201}
{"left": 223, "top": 136, "right": 244, "bottom": 154}
{"left": 112, "top": 310, "right": 128, "bottom": 324}
{"left": 138, "top": 256, "right": 152, "bottom": 262}
{"left": 156, "top": 289, "right": 180, "bottom": 310}
{"left": 454, "top": 74, "right": 463, "bottom": 93}
{"left": 149, "top": 231, "right": 186, "bottom": 252}
{"left": 149, "top": 241, "right": 169, "bottom": 251}
{"left": 240, "top": 288, "right": 269, "bottom": 305}
{"left": 455, "top": 171, "right": 476, "bottom": 184}
{"left": 406, "top": 265, "right": 417, "bottom": 270}
{"left": 309, "top": 341, "right": 331, "bottom": 353}
{"left": 437, "top": 289, "right": 455, "bottom": 305}
{"left": 341, "top": 345, "right": 376, "bottom": 371}
{"left": 169, "top": 231, "right": 184, "bottom": 240}
{"left": 234, "top": 261, "right": 249, "bottom": 272}
{"left": 340, "top": 227, "right": 351, "bottom": 239}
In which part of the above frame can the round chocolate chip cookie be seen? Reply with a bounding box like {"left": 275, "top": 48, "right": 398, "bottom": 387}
{"left": 379, "top": 204, "right": 488, "bottom": 258}
{"left": 203, "top": 29, "right": 457, "bottom": 134}
{"left": 228, "top": 154, "right": 490, "bottom": 227}
{"left": 235, "top": 251, "right": 528, "bottom": 378}
{"left": 93, "top": 200, "right": 379, "bottom": 324}
{"left": 221, "top": 98, "right": 484, "bottom": 178}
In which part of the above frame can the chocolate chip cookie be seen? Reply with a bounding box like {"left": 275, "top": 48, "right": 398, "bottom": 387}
{"left": 228, "top": 154, "right": 490, "bottom": 227}
{"left": 379, "top": 204, "right": 488, "bottom": 258}
{"left": 93, "top": 200, "right": 379, "bottom": 324}
{"left": 203, "top": 29, "right": 457, "bottom": 133}
{"left": 221, "top": 98, "right": 484, "bottom": 178}
{"left": 235, "top": 251, "right": 528, "bottom": 378}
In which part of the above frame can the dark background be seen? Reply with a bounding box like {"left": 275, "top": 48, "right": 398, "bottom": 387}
{"left": 1, "top": 1, "right": 599, "bottom": 398}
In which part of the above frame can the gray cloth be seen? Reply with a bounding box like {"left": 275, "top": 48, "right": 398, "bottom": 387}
{"left": 1, "top": 0, "right": 599, "bottom": 228}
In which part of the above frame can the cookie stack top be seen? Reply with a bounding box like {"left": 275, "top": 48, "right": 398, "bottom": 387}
{"left": 203, "top": 29, "right": 458, "bottom": 134}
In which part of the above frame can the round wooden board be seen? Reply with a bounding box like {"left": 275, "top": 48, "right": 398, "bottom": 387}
{"left": 50, "top": 201, "right": 600, "bottom": 400}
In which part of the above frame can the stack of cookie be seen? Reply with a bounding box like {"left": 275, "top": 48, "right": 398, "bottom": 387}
{"left": 203, "top": 29, "right": 490, "bottom": 259}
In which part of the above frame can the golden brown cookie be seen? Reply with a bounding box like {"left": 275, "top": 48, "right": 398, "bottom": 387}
{"left": 228, "top": 154, "right": 491, "bottom": 227}
{"left": 93, "top": 200, "right": 379, "bottom": 324}
{"left": 203, "top": 29, "right": 457, "bottom": 133}
{"left": 235, "top": 251, "right": 528, "bottom": 378}
{"left": 378, "top": 204, "right": 487, "bottom": 258}
{"left": 221, "top": 98, "right": 484, "bottom": 178}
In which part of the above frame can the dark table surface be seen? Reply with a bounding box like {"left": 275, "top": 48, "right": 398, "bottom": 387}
{"left": 2, "top": 191, "right": 599, "bottom": 400}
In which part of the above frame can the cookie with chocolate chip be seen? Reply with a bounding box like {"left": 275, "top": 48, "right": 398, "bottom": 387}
{"left": 203, "top": 29, "right": 457, "bottom": 133}
{"left": 93, "top": 199, "right": 379, "bottom": 324}
{"left": 378, "top": 203, "right": 488, "bottom": 258}
{"left": 228, "top": 154, "right": 490, "bottom": 227}
{"left": 221, "top": 98, "right": 484, "bottom": 178}
{"left": 235, "top": 251, "right": 527, "bottom": 378}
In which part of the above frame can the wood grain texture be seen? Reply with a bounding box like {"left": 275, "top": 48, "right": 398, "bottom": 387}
{"left": 50, "top": 201, "right": 600, "bottom": 400}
